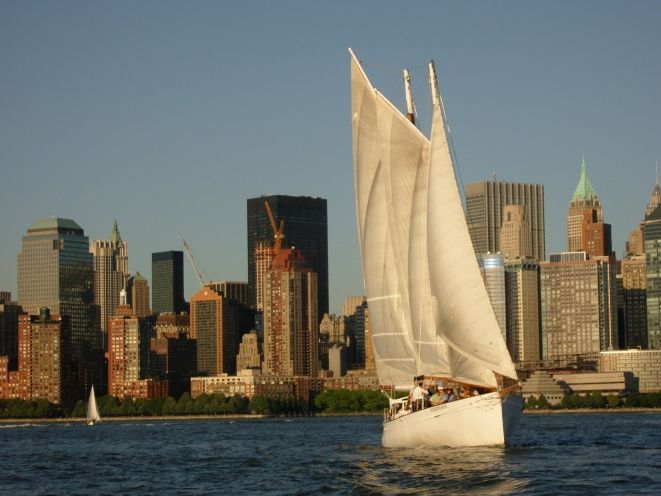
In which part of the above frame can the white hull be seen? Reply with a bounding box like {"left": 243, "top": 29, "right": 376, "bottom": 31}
{"left": 382, "top": 392, "right": 523, "bottom": 448}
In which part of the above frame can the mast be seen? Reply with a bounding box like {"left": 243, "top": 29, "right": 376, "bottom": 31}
{"left": 403, "top": 69, "right": 415, "bottom": 124}
{"left": 428, "top": 61, "right": 439, "bottom": 106}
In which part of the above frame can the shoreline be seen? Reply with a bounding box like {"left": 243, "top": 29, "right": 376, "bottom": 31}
{"left": 1, "top": 409, "right": 661, "bottom": 423}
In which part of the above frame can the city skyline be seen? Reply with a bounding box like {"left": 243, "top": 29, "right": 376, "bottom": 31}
{"left": 1, "top": 1, "right": 660, "bottom": 313}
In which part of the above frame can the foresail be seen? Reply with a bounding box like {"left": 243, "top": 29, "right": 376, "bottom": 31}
{"left": 351, "top": 51, "right": 417, "bottom": 387}
{"left": 426, "top": 83, "right": 518, "bottom": 382}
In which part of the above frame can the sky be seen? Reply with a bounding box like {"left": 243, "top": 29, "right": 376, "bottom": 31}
{"left": 1, "top": 1, "right": 660, "bottom": 314}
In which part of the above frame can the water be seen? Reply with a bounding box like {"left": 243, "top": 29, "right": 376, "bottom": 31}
{"left": 1, "top": 413, "right": 660, "bottom": 495}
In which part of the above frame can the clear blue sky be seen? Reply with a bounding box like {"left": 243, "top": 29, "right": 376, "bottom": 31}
{"left": 1, "top": 1, "right": 659, "bottom": 313}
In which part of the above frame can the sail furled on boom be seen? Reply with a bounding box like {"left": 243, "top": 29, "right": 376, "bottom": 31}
{"left": 426, "top": 66, "right": 518, "bottom": 383}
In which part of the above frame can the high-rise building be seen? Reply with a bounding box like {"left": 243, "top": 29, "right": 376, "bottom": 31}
{"left": 247, "top": 195, "right": 328, "bottom": 317}
{"left": 149, "top": 330, "right": 196, "bottom": 399}
{"left": 567, "top": 158, "right": 604, "bottom": 253}
{"left": 645, "top": 205, "right": 661, "bottom": 349}
{"left": 190, "top": 286, "right": 237, "bottom": 375}
{"left": 254, "top": 242, "right": 276, "bottom": 312}
{"left": 262, "top": 248, "right": 318, "bottom": 377}
{"left": 622, "top": 255, "right": 647, "bottom": 348}
{"left": 152, "top": 251, "right": 184, "bottom": 314}
{"left": 18, "top": 309, "right": 64, "bottom": 404}
{"left": 128, "top": 272, "right": 151, "bottom": 318}
{"left": 17, "top": 218, "right": 100, "bottom": 363}
{"left": 540, "top": 253, "right": 618, "bottom": 361}
{"left": 107, "top": 301, "right": 153, "bottom": 398}
{"left": 477, "top": 254, "right": 506, "bottom": 340}
{"left": 504, "top": 259, "right": 540, "bottom": 363}
{"left": 344, "top": 297, "right": 368, "bottom": 369}
{"left": 499, "top": 204, "right": 533, "bottom": 260}
{"left": 465, "top": 180, "right": 545, "bottom": 260}
{"left": 0, "top": 291, "right": 11, "bottom": 303}
{"left": 90, "top": 221, "right": 129, "bottom": 347}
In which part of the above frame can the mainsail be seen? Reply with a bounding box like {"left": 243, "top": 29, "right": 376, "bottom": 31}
{"left": 350, "top": 49, "right": 517, "bottom": 390}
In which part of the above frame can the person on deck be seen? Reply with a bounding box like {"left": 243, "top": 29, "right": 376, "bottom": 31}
{"left": 411, "top": 382, "right": 428, "bottom": 412}
{"left": 446, "top": 388, "right": 456, "bottom": 402}
{"left": 430, "top": 388, "right": 448, "bottom": 406}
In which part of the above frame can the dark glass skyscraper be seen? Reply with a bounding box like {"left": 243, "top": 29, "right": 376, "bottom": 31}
{"left": 152, "top": 251, "right": 184, "bottom": 314}
{"left": 247, "top": 195, "right": 328, "bottom": 318}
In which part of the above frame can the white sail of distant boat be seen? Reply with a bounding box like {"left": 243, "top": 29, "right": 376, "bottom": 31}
{"left": 350, "top": 48, "right": 522, "bottom": 448}
{"left": 86, "top": 386, "right": 100, "bottom": 426}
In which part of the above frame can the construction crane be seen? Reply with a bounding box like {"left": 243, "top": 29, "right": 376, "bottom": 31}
{"left": 183, "top": 238, "right": 206, "bottom": 288}
{"left": 264, "top": 201, "right": 285, "bottom": 252}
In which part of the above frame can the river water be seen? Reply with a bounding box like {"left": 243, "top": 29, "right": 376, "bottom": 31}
{"left": 1, "top": 412, "right": 660, "bottom": 495}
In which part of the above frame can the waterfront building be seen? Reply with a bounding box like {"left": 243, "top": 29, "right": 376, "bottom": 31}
{"left": 190, "top": 286, "right": 237, "bottom": 375}
{"left": 0, "top": 310, "right": 64, "bottom": 404}
{"left": 90, "top": 221, "right": 129, "bottom": 346}
{"left": 540, "top": 253, "right": 618, "bottom": 362}
{"left": 262, "top": 248, "right": 318, "bottom": 377}
{"left": 600, "top": 349, "right": 661, "bottom": 392}
{"left": 17, "top": 217, "right": 100, "bottom": 361}
{"left": 191, "top": 369, "right": 322, "bottom": 403}
{"left": 504, "top": 259, "right": 541, "bottom": 363}
{"left": 567, "top": 158, "right": 603, "bottom": 253}
{"left": 464, "top": 180, "right": 545, "bottom": 261}
{"left": 520, "top": 370, "right": 568, "bottom": 406}
{"left": 149, "top": 330, "right": 196, "bottom": 399}
{"left": 552, "top": 371, "right": 635, "bottom": 395}
{"left": 127, "top": 272, "right": 151, "bottom": 318}
{"left": 236, "top": 330, "right": 262, "bottom": 372}
{"left": 247, "top": 195, "right": 328, "bottom": 318}
{"left": 152, "top": 251, "right": 184, "bottom": 314}
{"left": 322, "top": 368, "right": 379, "bottom": 391}
{"left": 477, "top": 254, "right": 506, "bottom": 340}
{"left": 108, "top": 308, "right": 142, "bottom": 397}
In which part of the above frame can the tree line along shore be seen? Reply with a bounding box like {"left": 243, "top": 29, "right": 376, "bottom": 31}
{"left": 2, "top": 390, "right": 661, "bottom": 420}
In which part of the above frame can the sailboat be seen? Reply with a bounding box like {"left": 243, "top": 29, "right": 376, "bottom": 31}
{"left": 86, "top": 386, "right": 101, "bottom": 426}
{"left": 350, "top": 49, "right": 523, "bottom": 448}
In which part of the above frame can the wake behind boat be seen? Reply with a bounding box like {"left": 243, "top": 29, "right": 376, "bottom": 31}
{"left": 349, "top": 49, "right": 523, "bottom": 448}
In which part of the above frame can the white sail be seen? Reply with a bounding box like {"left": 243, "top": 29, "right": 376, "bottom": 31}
{"left": 87, "top": 386, "right": 100, "bottom": 423}
{"left": 351, "top": 50, "right": 417, "bottom": 387}
{"left": 426, "top": 65, "right": 518, "bottom": 383}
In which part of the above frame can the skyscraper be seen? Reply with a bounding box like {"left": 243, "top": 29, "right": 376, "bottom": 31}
{"left": 567, "top": 158, "right": 604, "bottom": 253}
{"left": 465, "top": 180, "right": 545, "bottom": 260}
{"left": 500, "top": 204, "right": 532, "bottom": 260}
{"left": 540, "top": 253, "right": 618, "bottom": 361}
{"left": 151, "top": 251, "right": 184, "bottom": 314}
{"left": 190, "top": 286, "right": 237, "bottom": 375}
{"left": 504, "top": 259, "right": 541, "bottom": 363}
{"left": 247, "top": 195, "right": 328, "bottom": 317}
{"left": 128, "top": 272, "right": 151, "bottom": 318}
{"left": 17, "top": 217, "right": 99, "bottom": 360}
{"left": 477, "top": 254, "right": 506, "bottom": 340}
{"left": 262, "top": 248, "right": 318, "bottom": 377}
{"left": 90, "top": 221, "right": 129, "bottom": 347}
{"left": 645, "top": 205, "right": 661, "bottom": 349}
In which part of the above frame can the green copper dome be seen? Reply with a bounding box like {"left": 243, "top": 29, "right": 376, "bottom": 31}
{"left": 571, "top": 157, "right": 598, "bottom": 201}
{"left": 111, "top": 220, "right": 121, "bottom": 243}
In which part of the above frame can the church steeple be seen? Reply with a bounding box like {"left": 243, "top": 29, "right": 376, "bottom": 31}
{"left": 571, "top": 156, "right": 598, "bottom": 201}
{"left": 111, "top": 220, "right": 121, "bottom": 243}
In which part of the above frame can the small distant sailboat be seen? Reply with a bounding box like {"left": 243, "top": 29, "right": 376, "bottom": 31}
{"left": 86, "top": 386, "right": 101, "bottom": 426}
{"left": 350, "top": 49, "right": 523, "bottom": 448}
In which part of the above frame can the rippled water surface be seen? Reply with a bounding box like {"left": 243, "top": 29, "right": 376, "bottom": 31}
{"left": 1, "top": 413, "right": 660, "bottom": 495}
